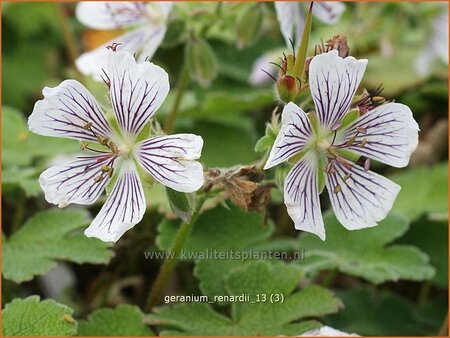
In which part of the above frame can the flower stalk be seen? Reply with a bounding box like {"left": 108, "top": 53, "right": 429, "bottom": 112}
{"left": 164, "top": 64, "right": 190, "bottom": 134}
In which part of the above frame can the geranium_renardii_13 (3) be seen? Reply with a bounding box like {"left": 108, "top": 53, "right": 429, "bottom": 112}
{"left": 264, "top": 50, "right": 419, "bottom": 240}
{"left": 28, "top": 50, "right": 204, "bottom": 243}
{"left": 76, "top": 1, "right": 172, "bottom": 80}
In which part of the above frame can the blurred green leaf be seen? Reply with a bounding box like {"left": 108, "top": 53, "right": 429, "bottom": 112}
{"left": 297, "top": 212, "right": 435, "bottom": 284}
{"left": 2, "top": 295, "right": 77, "bottom": 336}
{"left": 78, "top": 305, "right": 153, "bottom": 336}
{"left": 3, "top": 209, "right": 113, "bottom": 283}
{"left": 149, "top": 261, "right": 342, "bottom": 336}
{"left": 2, "top": 167, "right": 41, "bottom": 197}
{"left": 391, "top": 163, "right": 448, "bottom": 220}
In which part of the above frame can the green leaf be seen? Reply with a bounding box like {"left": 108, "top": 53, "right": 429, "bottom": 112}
{"left": 2, "top": 296, "right": 77, "bottom": 336}
{"left": 3, "top": 209, "right": 113, "bottom": 283}
{"left": 326, "top": 287, "right": 446, "bottom": 336}
{"left": 297, "top": 212, "right": 435, "bottom": 284}
{"left": 149, "top": 261, "right": 342, "bottom": 336}
{"left": 78, "top": 305, "right": 153, "bottom": 336}
{"left": 2, "top": 106, "right": 78, "bottom": 167}
{"left": 2, "top": 167, "right": 41, "bottom": 197}
{"left": 390, "top": 163, "right": 448, "bottom": 220}
{"left": 396, "top": 217, "right": 448, "bottom": 288}
{"left": 192, "top": 121, "right": 258, "bottom": 167}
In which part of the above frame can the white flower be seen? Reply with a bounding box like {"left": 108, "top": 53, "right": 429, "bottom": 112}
{"left": 264, "top": 50, "right": 419, "bottom": 240}
{"left": 275, "top": 2, "right": 346, "bottom": 48}
{"left": 76, "top": 2, "right": 172, "bottom": 80}
{"left": 28, "top": 51, "right": 204, "bottom": 243}
{"left": 414, "top": 3, "right": 448, "bottom": 76}
{"left": 300, "top": 325, "right": 359, "bottom": 336}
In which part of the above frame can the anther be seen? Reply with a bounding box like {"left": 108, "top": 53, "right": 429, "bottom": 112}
{"left": 364, "top": 158, "right": 371, "bottom": 172}
{"left": 356, "top": 127, "right": 367, "bottom": 134}
{"left": 326, "top": 150, "right": 337, "bottom": 160}
{"left": 359, "top": 138, "right": 368, "bottom": 147}
{"left": 107, "top": 140, "right": 118, "bottom": 153}
{"left": 372, "top": 96, "right": 385, "bottom": 104}
{"left": 97, "top": 136, "right": 110, "bottom": 146}
{"left": 346, "top": 134, "right": 357, "bottom": 146}
{"left": 107, "top": 168, "right": 114, "bottom": 178}
{"left": 94, "top": 175, "right": 104, "bottom": 183}
{"left": 101, "top": 165, "right": 110, "bottom": 172}
{"left": 80, "top": 141, "right": 89, "bottom": 150}
{"left": 83, "top": 122, "right": 93, "bottom": 130}
{"left": 334, "top": 185, "right": 341, "bottom": 194}
{"left": 343, "top": 173, "right": 351, "bottom": 182}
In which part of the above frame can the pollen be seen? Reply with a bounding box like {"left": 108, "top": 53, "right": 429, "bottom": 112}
{"left": 83, "top": 122, "right": 93, "bottom": 130}
{"left": 334, "top": 185, "right": 341, "bottom": 194}
{"left": 94, "top": 175, "right": 104, "bottom": 183}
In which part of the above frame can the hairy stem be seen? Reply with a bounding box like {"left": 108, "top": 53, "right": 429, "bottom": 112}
{"left": 164, "top": 64, "right": 190, "bottom": 134}
{"left": 145, "top": 197, "right": 205, "bottom": 311}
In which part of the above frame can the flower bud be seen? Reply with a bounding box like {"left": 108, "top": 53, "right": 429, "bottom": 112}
{"left": 276, "top": 75, "right": 300, "bottom": 103}
{"left": 186, "top": 38, "right": 218, "bottom": 88}
{"left": 236, "top": 4, "right": 263, "bottom": 49}
{"left": 166, "top": 187, "right": 195, "bottom": 223}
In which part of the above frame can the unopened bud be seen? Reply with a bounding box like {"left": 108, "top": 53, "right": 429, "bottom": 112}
{"left": 236, "top": 4, "right": 263, "bottom": 49}
{"left": 276, "top": 75, "right": 300, "bottom": 103}
{"left": 186, "top": 37, "right": 218, "bottom": 88}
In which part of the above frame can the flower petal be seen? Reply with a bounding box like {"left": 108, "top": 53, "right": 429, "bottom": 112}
{"left": 76, "top": 2, "right": 149, "bottom": 30}
{"left": 342, "top": 103, "right": 419, "bottom": 168}
{"left": 28, "top": 80, "right": 112, "bottom": 141}
{"left": 84, "top": 161, "right": 145, "bottom": 242}
{"left": 107, "top": 50, "right": 169, "bottom": 136}
{"left": 312, "top": 2, "right": 346, "bottom": 25}
{"left": 76, "top": 27, "right": 157, "bottom": 80}
{"left": 274, "top": 2, "right": 303, "bottom": 47}
{"left": 39, "top": 154, "right": 119, "bottom": 207}
{"left": 264, "top": 102, "right": 313, "bottom": 170}
{"left": 284, "top": 154, "right": 325, "bottom": 240}
{"left": 309, "top": 50, "right": 367, "bottom": 128}
{"left": 136, "top": 134, "right": 204, "bottom": 193}
{"left": 326, "top": 160, "right": 400, "bottom": 230}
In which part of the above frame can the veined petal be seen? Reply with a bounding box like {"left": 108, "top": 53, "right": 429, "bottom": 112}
{"left": 136, "top": 26, "right": 167, "bottom": 63}
{"left": 342, "top": 103, "right": 419, "bottom": 168}
{"left": 264, "top": 102, "right": 313, "bottom": 170}
{"left": 39, "top": 154, "right": 119, "bottom": 207}
{"left": 326, "top": 160, "right": 400, "bottom": 230}
{"left": 84, "top": 161, "right": 145, "bottom": 243}
{"left": 76, "top": 2, "right": 149, "bottom": 29}
{"left": 312, "top": 2, "right": 346, "bottom": 25}
{"left": 309, "top": 50, "right": 367, "bottom": 128}
{"left": 274, "top": 2, "right": 303, "bottom": 48}
{"left": 136, "top": 134, "right": 204, "bottom": 193}
{"left": 76, "top": 27, "right": 153, "bottom": 81}
{"left": 107, "top": 50, "right": 169, "bottom": 136}
{"left": 284, "top": 154, "right": 325, "bottom": 240}
{"left": 28, "top": 80, "right": 111, "bottom": 141}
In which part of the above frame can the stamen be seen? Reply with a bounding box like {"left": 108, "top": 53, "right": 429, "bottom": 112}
{"left": 356, "top": 127, "right": 367, "bottom": 134}
{"left": 97, "top": 136, "right": 110, "bottom": 146}
{"left": 80, "top": 141, "right": 89, "bottom": 150}
{"left": 343, "top": 173, "right": 351, "bottom": 182}
{"left": 364, "top": 158, "right": 371, "bottom": 172}
{"left": 83, "top": 122, "right": 93, "bottom": 130}
{"left": 359, "top": 138, "right": 368, "bottom": 147}
{"left": 325, "top": 150, "right": 337, "bottom": 160}
{"left": 101, "top": 165, "right": 110, "bottom": 172}
{"left": 372, "top": 96, "right": 385, "bottom": 104}
{"left": 94, "top": 175, "right": 104, "bottom": 183}
{"left": 333, "top": 185, "right": 341, "bottom": 194}
{"left": 107, "top": 168, "right": 114, "bottom": 178}
{"left": 346, "top": 134, "right": 357, "bottom": 146}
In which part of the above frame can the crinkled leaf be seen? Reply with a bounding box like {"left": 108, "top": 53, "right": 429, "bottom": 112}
{"left": 78, "top": 305, "right": 153, "bottom": 336}
{"left": 3, "top": 209, "right": 113, "bottom": 283}
{"left": 2, "top": 296, "right": 77, "bottom": 336}
{"left": 297, "top": 212, "right": 435, "bottom": 284}
{"left": 2, "top": 167, "right": 41, "bottom": 197}
{"left": 396, "top": 217, "right": 448, "bottom": 288}
{"left": 391, "top": 163, "right": 448, "bottom": 220}
{"left": 149, "top": 261, "right": 342, "bottom": 336}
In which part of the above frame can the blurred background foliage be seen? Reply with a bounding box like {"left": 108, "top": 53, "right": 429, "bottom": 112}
{"left": 1, "top": 1, "right": 448, "bottom": 336}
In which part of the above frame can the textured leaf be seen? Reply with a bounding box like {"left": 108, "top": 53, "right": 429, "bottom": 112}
{"left": 297, "top": 212, "right": 435, "bottom": 284}
{"left": 326, "top": 287, "right": 447, "bottom": 336}
{"left": 158, "top": 204, "right": 274, "bottom": 299}
{"left": 2, "top": 296, "right": 77, "bottom": 336}
{"left": 396, "top": 217, "right": 448, "bottom": 288}
{"left": 149, "top": 261, "right": 342, "bottom": 336}
{"left": 391, "top": 163, "right": 448, "bottom": 220}
{"left": 3, "top": 209, "right": 113, "bottom": 283}
{"left": 78, "top": 305, "right": 153, "bottom": 336}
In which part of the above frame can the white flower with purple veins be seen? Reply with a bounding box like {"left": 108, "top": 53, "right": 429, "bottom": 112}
{"left": 76, "top": 2, "right": 172, "bottom": 80}
{"left": 264, "top": 50, "right": 419, "bottom": 240}
{"left": 28, "top": 51, "right": 204, "bottom": 242}
{"left": 275, "top": 1, "right": 346, "bottom": 48}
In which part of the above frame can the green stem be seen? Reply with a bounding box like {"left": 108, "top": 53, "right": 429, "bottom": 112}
{"left": 417, "top": 280, "right": 431, "bottom": 307}
{"left": 55, "top": 3, "right": 78, "bottom": 67}
{"left": 145, "top": 197, "right": 205, "bottom": 311}
{"left": 164, "top": 65, "right": 190, "bottom": 134}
